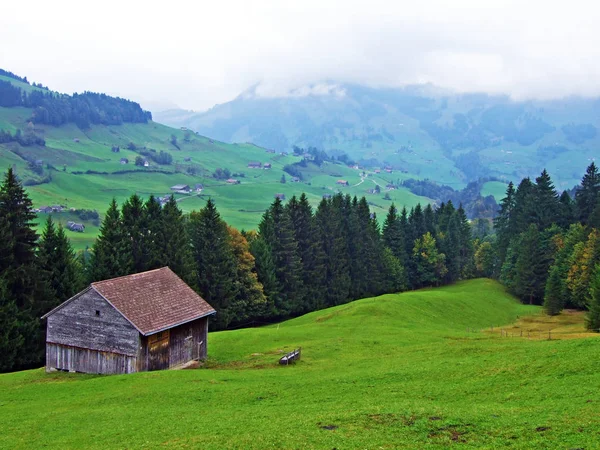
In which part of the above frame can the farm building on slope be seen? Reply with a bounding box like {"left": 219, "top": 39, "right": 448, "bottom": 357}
{"left": 42, "top": 267, "right": 215, "bottom": 375}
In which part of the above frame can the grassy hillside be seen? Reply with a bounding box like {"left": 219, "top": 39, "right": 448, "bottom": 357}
{"left": 2, "top": 279, "right": 599, "bottom": 449}
{"left": 481, "top": 180, "right": 509, "bottom": 201}
{"left": 0, "top": 101, "right": 431, "bottom": 249}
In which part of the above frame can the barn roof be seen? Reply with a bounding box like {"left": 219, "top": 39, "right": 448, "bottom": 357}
{"left": 91, "top": 267, "right": 215, "bottom": 335}
{"left": 43, "top": 267, "right": 215, "bottom": 336}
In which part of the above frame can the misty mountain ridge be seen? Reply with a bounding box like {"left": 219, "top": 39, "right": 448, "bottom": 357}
{"left": 155, "top": 82, "right": 600, "bottom": 188}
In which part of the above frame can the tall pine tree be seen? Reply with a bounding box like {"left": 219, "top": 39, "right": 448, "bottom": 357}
{"left": 0, "top": 168, "right": 45, "bottom": 370}
{"left": 189, "top": 199, "right": 238, "bottom": 328}
{"left": 576, "top": 162, "right": 600, "bottom": 224}
{"left": 37, "top": 217, "right": 82, "bottom": 310}
{"left": 89, "top": 198, "right": 131, "bottom": 282}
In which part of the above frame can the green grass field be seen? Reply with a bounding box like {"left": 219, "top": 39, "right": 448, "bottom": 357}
{"left": 481, "top": 181, "right": 508, "bottom": 201}
{"left": 0, "top": 104, "right": 433, "bottom": 247}
{"left": 1, "top": 279, "right": 599, "bottom": 449}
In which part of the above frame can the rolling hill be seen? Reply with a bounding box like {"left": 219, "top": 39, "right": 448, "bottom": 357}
{"left": 0, "top": 73, "right": 433, "bottom": 248}
{"left": 1, "top": 279, "right": 599, "bottom": 448}
{"left": 156, "top": 83, "right": 600, "bottom": 189}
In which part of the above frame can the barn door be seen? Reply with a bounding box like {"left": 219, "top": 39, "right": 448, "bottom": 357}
{"left": 148, "top": 330, "right": 170, "bottom": 371}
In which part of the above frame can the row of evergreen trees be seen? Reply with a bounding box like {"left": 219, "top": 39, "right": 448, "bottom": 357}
{"left": 0, "top": 80, "right": 151, "bottom": 128}
{"left": 0, "top": 164, "right": 481, "bottom": 372}
{"left": 489, "top": 163, "right": 600, "bottom": 329}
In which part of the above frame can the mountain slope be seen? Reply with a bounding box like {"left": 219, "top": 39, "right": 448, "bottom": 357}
{"left": 0, "top": 74, "right": 432, "bottom": 248}
{"left": 156, "top": 83, "right": 600, "bottom": 189}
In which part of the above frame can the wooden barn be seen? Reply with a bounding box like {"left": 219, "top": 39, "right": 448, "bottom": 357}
{"left": 42, "top": 267, "right": 215, "bottom": 375}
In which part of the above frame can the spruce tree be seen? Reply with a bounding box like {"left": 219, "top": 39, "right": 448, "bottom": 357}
{"left": 512, "top": 178, "right": 536, "bottom": 235}
{"left": 423, "top": 204, "right": 436, "bottom": 236}
{"left": 285, "top": 194, "right": 326, "bottom": 312}
{"left": 188, "top": 199, "right": 239, "bottom": 328}
{"left": 122, "top": 194, "right": 147, "bottom": 273}
{"left": 544, "top": 265, "right": 564, "bottom": 315}
{"left": 0, "top": 168, "right": 44, "bottom": 369}
{"left": 37, "top": 217, "right": 81, "bottom": 309}
{"left": 263, "top": 197, "right": 303, "bottom": 316}
{"left": 160, "top": 196, "right": 194, "bottom": 284}
{"left": 383, "top": 203, "right": 407, "bottom": 266}
{"left": 0, "top": 212, "right": 23, "bottom": 372}
{"left": 89, "top": 199, "right": 131, "bottom": 281}
{"left": 513, "top": 225, "right": 546, "bottom": 304}
{"left": 558, "top": 190, "right": 575, "bottom": 228}
{"left": 494, "top": 181, "right": 516, "bottom": 269}
{"left": 315, "top": 197, "right": 351, "bottom": 306}
{"left": 576, "top": 162, "right": 600, "bottom": 224}
{"left": 586, "top": 265, "right": 600, "bottom": 331}
{"left": 456, "top": 204, "right": 474, "bottom": 278}
{"left": 249, "top": 235, "right": 279, "bottom": 318}
{"left": 442, "top": 213, "right": 461, "bottom": 283}
{"left": 533, "top": 169, "right": 560, "bottom": 229}
{"left": 142, "top": 195, "right": 164, "bottom": 271}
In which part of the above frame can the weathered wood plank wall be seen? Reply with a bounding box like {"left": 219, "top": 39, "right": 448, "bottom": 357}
{"left": 168, "top": 318, "right": 208, "bottom": 367}
{"left": 138, "top": 317, "right": 209, "bottom": 371}
{"left": 46, "top": 344, "right": 137, "bottom": 374}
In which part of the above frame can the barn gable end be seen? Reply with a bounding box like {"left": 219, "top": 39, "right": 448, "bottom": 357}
{"left": 45, "top": 288, "right": 141, "bottom": 374}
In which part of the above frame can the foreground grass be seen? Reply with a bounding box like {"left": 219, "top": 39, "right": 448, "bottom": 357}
{"left": 1, "top": 279, "right": 599, "bottom": 449}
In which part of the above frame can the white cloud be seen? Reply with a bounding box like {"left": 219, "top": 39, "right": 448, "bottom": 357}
{"left": 1, "top": 0, "right": 599, "bottom": 110}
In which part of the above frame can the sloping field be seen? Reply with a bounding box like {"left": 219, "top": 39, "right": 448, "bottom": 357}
{"left": 0, "top": 105, "right": 432, "bottom": 248}
{"left": 1, "top": 279, "right": 599, "bottom": 449}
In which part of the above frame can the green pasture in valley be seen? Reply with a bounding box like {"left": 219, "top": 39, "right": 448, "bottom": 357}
{"left": 1, "top": 279, "right": 598, "bottom": 449}
{"left": 0, "top": 106, "right": 433, "bottom": 247}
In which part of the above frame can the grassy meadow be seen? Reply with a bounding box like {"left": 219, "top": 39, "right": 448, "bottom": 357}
{"left": 0, "top": 105, "right": 432, "bottom": 248}
{"left": 1, "top": 279, "right": 599, "bottom": 449}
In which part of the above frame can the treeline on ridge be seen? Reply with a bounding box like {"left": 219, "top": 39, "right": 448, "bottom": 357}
{"left": 401, "top": 178, "right": 499, "bottom": 219}
{"left": 0, "top": 73, "right": 151, "bottom": 129}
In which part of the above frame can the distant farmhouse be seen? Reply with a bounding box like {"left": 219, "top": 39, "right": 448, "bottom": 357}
{"left": 291, "top": 176, "right": 300, "bottom": 183}
{"left": 170, "top": 184, "right": 191, "bottom": 194}
{"left": 336, "top": 180, "right": 349, "bottom": 186}
{"left": 120, "top": 158, "right": 129, "bottom": 165}
{"left": 194, "top": 183, "right": 203, "bottom": 193}
{"left": 322, "top": 193, "right": 332, "bottom": 199}
{"left": 226, "top": 178, "right": 240, "bottom": 184}
{"left": 275, "top": 193, "right": 286, "bottom": 200}
{"left": 66, "top": 221, "right": 85, "bottom": 232}
{"left": 263, "top": 163, "right": 272, "bottom": 169}
{"left": 42, "top": 267, "right": 216, "bottom": 375}
{"left": 157, "top": 196, "right": 171, "bottom": 207}
{"left": 247, "top": 161, "right": 262, "bottom": 169}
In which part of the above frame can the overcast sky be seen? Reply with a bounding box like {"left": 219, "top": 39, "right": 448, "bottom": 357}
{"left": 2, "top": 0, "right": 600, "bottom": 112}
